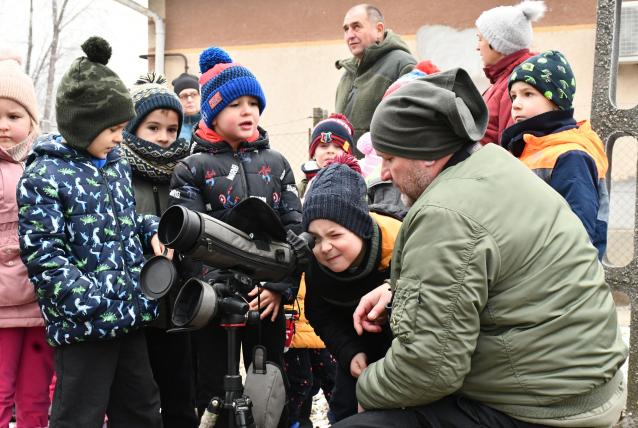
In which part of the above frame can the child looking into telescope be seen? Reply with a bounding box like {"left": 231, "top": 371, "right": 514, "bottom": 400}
{"left": 168, "top": 46, "right": 303, "bottom": 424}
{"left": 302, "top": 161, "right": 401, "bottom": 422}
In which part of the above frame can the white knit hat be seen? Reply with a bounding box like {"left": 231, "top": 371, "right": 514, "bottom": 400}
{"left": 476, "top": 1, "right": 546, "bottom": 55}
{"left": 0, "top": 48, "right": 38, "bottom": 122}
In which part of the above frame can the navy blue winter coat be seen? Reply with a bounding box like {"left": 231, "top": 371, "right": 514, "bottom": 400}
{"left": 168, "top": 127, "right": 303, "bottom": 300}
{"left": 17, "top": 135, "right": 159, "bottom": 346}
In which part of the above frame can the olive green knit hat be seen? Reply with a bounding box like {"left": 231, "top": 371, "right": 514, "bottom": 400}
{"left": 55, "top": 36, "right": 135, "bottom": 150}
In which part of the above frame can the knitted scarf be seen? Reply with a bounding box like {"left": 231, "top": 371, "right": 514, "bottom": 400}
{"left": 121, "top": 131, "right": 191, "bottom": 183}
{"left": 1, "top": 131, "right": 36, "bottom": 163}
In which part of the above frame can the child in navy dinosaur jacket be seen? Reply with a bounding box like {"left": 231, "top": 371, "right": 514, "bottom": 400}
{"left": 17, "top": 37, "right": 165, "bottom": 428}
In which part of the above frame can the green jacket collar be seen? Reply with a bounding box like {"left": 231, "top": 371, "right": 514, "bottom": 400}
{"left": 336, "top": 30, "right": 412, "bottom": 76}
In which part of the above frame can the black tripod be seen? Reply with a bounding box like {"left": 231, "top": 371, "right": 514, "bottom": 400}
{"left": 199, "top": 277, "right": 261, "bottom": 428}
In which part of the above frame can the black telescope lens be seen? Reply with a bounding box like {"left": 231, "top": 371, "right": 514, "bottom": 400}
{"left": 159, "top": 205, "right": 202, "bottom": 252}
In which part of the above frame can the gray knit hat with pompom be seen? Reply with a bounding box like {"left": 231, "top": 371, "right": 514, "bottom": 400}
{"left": 476, "top": 1, "right": 546, "bottom": 55}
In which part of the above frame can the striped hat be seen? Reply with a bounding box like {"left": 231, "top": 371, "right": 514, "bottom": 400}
{"left": 309, "top": 113, "right": 354, "bottom": 159}
{"left": 198, "top": 47, "right": 266, "bottom": 128}
{"left": 126, "top": 72, "right": 183, "bottom": 135}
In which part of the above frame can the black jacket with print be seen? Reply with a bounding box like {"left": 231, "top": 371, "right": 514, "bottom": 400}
{"left": 168, "top": 127, "right": 303, "bottom": 299}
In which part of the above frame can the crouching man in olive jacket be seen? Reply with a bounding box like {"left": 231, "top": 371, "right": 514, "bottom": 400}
{"left": 334, "top": 69, "right": 627, "bottom": 428}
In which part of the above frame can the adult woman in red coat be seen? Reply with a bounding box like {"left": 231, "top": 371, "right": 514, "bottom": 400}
{"left": 475, "top": 0, "right": 545, "bottom": 145}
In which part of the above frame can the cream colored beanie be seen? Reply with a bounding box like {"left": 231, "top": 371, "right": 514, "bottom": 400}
{"left": 0, "top": 48, "right": 39, "bottom": 122}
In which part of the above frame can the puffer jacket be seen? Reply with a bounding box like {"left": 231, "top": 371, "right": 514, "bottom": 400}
{"left": 17, "top": 135, "right": 159, "bottom": 347}
{"left": 335, "top": 30, "right": 416, "bottom": 147}
{"left": 168, "top": 127, "right": 303, "bottom": 298}
{"left": 480, "top": 49, "right": 534, "bottom": 145}
{"left": 357, "top": 144, "right": 627, "bottom": 422}
{"left": 305, "top": 212, "right": 400, "bottom": 370}
{"left": 505, "top": 117, "right": 609, "bottom": 259}
{"left": 285, "top": 277, "right": 325, "bottom": 349}
{"left": 0, "top": 137, "right": 42, "bottom": 328}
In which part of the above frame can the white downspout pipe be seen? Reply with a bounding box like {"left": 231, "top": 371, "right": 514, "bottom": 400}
{"left": 113, "top": 0, "right": 165, "bottom": 75}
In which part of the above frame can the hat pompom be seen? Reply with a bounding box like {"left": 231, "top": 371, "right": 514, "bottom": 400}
{"left": 135, "top": 71, "right": 167, "bottom": 86}
{"left": 415, "top": 60, "right": 440, "bottom": 75}
{"left": 327, "top": 113, "right": 354, "bottom": 137}
{"left": 81, "top": 36, "right": 112, "bottom": 65}
{"left": 357, "top": 132, "right": 373, "bottom": 155}
{"left": 517, "top": 0, "right": 546, "bottom": 22}
{"left": 199, "top": 47, "right": 233, "bottom": 73}
{"left": 326, "top": 153, "right": 362, "bottom": 174}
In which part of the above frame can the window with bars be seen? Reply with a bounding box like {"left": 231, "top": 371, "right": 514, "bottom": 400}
{"left": 620, "top": 1, "right": 638, "bottom": 62}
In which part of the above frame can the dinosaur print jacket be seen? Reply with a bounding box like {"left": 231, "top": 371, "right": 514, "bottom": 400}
{"left": 17, "top": 135, "right": 159, "bottom": 347}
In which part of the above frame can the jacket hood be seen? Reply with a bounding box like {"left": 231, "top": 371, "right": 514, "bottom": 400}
{"left": 191, "top": 126, "right": 271, "bottom": 155}
{"left": 483, "top": 49, "right": 531, "bottom": 84}
{"left": 336, "top": 30, "right": 412, "bottom": 75}
{"left": 27, "top": 133, "right": 122, "bottom": 167}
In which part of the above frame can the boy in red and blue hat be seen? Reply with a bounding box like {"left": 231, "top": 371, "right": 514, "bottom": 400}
{"left": 168, "top": 46, "right": 302, "bottom": 424}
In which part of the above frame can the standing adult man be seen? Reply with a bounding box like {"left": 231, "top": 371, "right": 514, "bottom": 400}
{"left": 172, "top": 72, "right": 201, "bottom": 142}
{"left": 336, "top": 4, "right": 415, "bottom": 156}
{"left": 335, "top": 69, "right": 627, "bottom": 428}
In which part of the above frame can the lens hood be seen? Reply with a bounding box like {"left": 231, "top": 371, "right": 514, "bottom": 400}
{"left": 172, "top": 278, "right": 219, "bottom": 329}
{"left": 159, "top": 205, "right": 202, "bottom": 252}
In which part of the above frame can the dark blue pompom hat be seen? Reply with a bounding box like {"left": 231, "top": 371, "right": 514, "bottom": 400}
{"left": 198, "top": 47, "right": 266, "bottom": 128}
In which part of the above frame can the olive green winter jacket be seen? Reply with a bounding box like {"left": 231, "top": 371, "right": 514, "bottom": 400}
{"left": 335, "top": 30, "right": 415, "bottom": 149}
{"left": 356, "top": 144, "right": 627, "bottom": 421}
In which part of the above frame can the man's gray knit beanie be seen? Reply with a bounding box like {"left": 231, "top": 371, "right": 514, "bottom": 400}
{"left": 370, "top": 68, "right": 487, "bottom": 161}
{"left": 476, "top": 1, "right": 546, "bottom": 55}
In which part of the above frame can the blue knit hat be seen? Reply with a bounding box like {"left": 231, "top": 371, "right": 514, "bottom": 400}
{"left": 126, "top": 72, "right": 184, "bottom": 136}
{"left": 198, "top": 47, "right": 266, "bottom": 129}
{"left": 302, "top": 163, "right": 373, "bottom": 239}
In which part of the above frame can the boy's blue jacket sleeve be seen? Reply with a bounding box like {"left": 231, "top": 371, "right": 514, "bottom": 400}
{"left": 550, "top": 151, "right": 600, "bottom": 246}
{"left": 136, "top": 213, "right": 159, "bottom": 252}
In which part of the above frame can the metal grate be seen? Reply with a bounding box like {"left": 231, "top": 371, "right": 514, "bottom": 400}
{"left": 620, "top": 1, "right": 638, "bottom": 60}
{"left": 606, "top": 136, "right": 637, "bottom": 267}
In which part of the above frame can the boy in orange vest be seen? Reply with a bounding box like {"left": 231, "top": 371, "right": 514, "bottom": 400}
{"left": 501, "top": 50, "right": 608, "bottom": 259}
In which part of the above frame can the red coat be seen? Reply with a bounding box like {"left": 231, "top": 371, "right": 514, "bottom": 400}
{"left": 480, "top": 49, "right": 534, "bottom": 145}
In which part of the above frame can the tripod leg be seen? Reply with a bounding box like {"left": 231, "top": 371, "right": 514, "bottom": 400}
{"left": 199, "top": 398, "right": 221, "bottom": 428}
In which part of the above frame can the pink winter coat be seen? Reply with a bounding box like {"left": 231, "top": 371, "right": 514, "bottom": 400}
{"left": 480, "top": 49, "right": 534, "bottom": 146}
{"left": 0, "top": 138, "right": 43, "bottom": 328}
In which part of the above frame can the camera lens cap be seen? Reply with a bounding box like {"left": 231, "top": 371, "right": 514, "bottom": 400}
{"left": 140, "top": 255, "right": 178, "bottom": 300}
